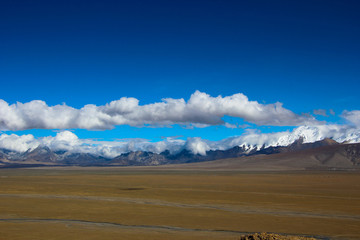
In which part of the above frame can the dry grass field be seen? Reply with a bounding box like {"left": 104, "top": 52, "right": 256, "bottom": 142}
{"left": 0, "top": 167, "right": 359, "bottom": 239}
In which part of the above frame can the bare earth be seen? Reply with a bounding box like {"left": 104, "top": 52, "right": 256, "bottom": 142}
{"left": 0, "top": 167, "right": 359, "bottom": 239}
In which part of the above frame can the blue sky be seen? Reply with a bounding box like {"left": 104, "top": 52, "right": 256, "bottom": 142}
{"left": 0, "top": 0, "right": 359, "bottom": 145}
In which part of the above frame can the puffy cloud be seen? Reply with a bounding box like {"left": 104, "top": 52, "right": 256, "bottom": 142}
{"left": 41, "top": 131, "right": 80, "bottom": 151}
{"left": 0, "top": 133, "right": 39, "bottom": 152}
{"left": 0, "top": 91, "right": 320, "bottom": 131}
{"left": 185, "top": 137, "right": 211, "bottom": 156}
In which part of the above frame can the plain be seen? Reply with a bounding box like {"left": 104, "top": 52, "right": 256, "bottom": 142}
{"left": 0, "top": 168, "right": 359, "bottom": 240}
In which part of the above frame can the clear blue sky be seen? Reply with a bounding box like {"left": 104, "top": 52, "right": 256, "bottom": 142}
{"left": 1, "top": 0, "right": 359, "bottom": 141}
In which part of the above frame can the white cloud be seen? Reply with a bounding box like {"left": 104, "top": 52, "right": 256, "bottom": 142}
{"left": 313, "top": 109, "right": 328, "bottom": 117}
{"left": 342, "top": 110, "right": 360, "bottom": 127}
{"left": 41, "top": 131, "right": 80, "bottom": 152}
{"left": 224, "top": 122, "right": 238, "bottom": 129}
{"left": 185, "top": 137, "right": 211, "bottom": 156}
{"left": 0, "top": 133, "right": 39, "bottom": 152}
{"left": 0, "top": 91, "right": 320, "bottom": 131}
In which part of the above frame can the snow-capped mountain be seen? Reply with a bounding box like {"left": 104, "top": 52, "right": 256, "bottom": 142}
{"left": 0, "top": 124, "right": 359, "bottom": 168}
{"left": 0, "top": 137, "right": 359, "bottom": 169}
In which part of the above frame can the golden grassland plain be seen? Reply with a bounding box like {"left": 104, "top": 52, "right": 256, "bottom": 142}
{"left": 0, "top": 168, "right": 359, "bottom": 240}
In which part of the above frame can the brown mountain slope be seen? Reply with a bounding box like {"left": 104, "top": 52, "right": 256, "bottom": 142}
{"left": 157, "top": 143, "right": 360, "bottom": 171}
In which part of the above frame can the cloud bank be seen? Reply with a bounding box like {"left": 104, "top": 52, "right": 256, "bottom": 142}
{"left": 0, "top": 91, "right": 320, "bottom": 131}
{"left": 1, "top": 91, "right": 358, "bottom": 157}
{"left": 1, "top": 125, "right": 359, "bottom": 157}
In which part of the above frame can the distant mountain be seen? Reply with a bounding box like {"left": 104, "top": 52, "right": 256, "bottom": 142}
{"left": 162, "top": 142, "right": 360, "bottom": 171}
{"left": 111, "top": 151, "right": 168, "bottom": 166}
{"left": 0, "top": 138, "right": 359, "bottom": 169}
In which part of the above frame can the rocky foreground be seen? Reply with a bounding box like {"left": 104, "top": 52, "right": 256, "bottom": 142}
{"left": 239, "top": 233, "right": 318, "bottom": 240}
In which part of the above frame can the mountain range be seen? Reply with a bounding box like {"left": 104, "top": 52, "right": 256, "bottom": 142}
{"left": 1, "top": 137, "right": 360, "bottom": 170}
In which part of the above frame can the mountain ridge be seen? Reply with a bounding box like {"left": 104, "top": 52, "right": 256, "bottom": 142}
{"left": 0, "top": 138, "right": 359, "bottom": 169}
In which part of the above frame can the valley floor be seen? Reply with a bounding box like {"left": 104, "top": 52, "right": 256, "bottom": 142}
{"left": 0, "top": 167, "right": 359, "bottom": 239}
